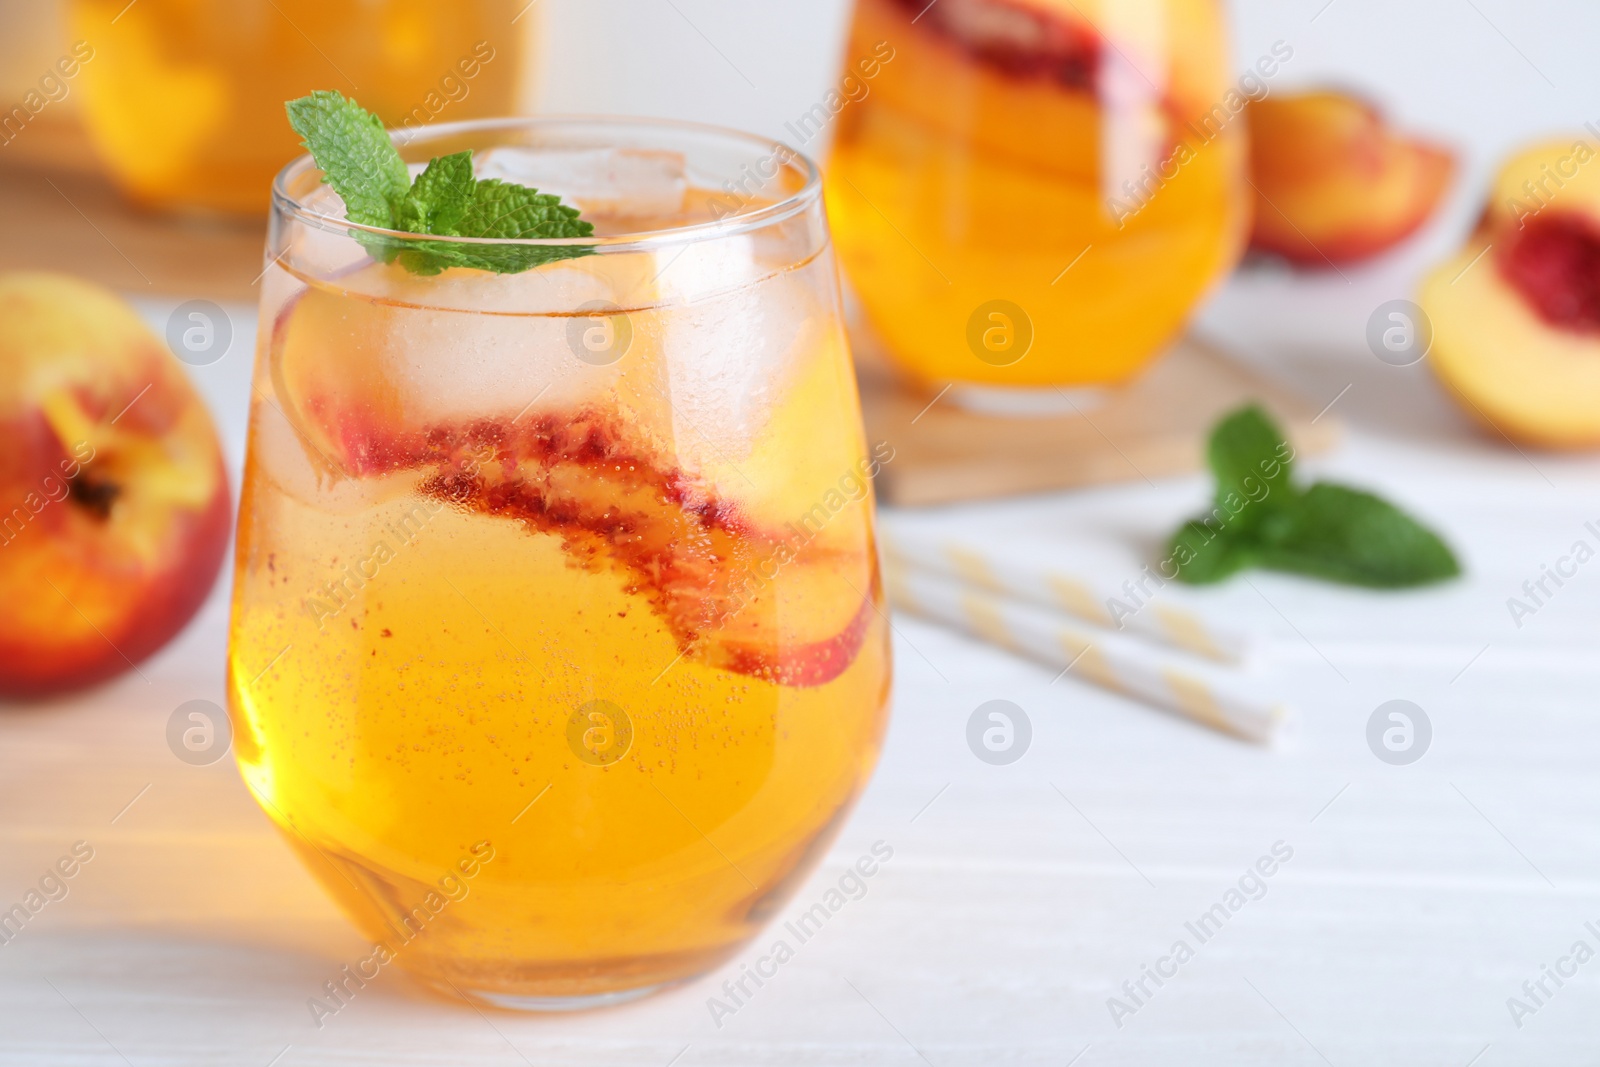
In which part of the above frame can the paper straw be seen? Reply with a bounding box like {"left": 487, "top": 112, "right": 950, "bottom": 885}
{"left": 884, "top": 557, "right": 1289, "bottom": 745}
{"left": 879, "top": 524, "right": 1250, "bottom": 663}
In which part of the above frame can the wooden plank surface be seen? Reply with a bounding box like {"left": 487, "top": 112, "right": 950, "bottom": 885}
{"left": 0, "top": 113, "right": 265, "bottom": 301}
{"left": 858, "top": 332, "right": 1340, "bottom": 507}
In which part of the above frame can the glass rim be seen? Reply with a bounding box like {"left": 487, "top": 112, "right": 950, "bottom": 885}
{"left": 270, "top": 113, "right": 822, "bottom": 253}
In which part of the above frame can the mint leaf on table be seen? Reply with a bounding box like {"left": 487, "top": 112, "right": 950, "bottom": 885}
{"left": 1169, "top": 519, "right": 1258, "bottom": 584}
{"left": 284, "top": 91, "right": 593, "bottom": 275}
{"left": 1205, "top": 405, "right": 1296, "bottom": 538}
{"left": 1166, "top": 404, "right": 1461, "bottom": 589}
{"left": 1254, "top": 483, "right": 1461, "bottom": 588}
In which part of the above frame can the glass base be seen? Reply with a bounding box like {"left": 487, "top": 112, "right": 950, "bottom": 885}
{"left": 456, "top": 981, "right": 679, "bottom": 1013}
{"left": 947, "top": 383, "right": 1110, "bottom": 417}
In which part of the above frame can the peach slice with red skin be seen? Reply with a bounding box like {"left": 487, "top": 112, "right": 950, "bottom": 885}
{"left": 377, "top": 409, "right": 877, "bottom": 688}
{"left": 859, "top": 0, "right": 1228, "bottom": 184}
{"left": 1248, "top": 90, "right": 1455, "bottom": 266}
{"left": 1420, "top": 139, "right": 1600, "bottom": 448}
{"left": 268, "top": 279, "right": 877, "bottom": 687}
{"left": 893, "top": 0, "right": 1101, "bottom": 94}
{"left": 0, "top": 273, "right": 230, "bottom": 697}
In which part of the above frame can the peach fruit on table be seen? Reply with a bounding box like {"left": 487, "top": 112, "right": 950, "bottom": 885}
{"left": 0, "top": 272, "right": 230, "bottom": 697}
{"left": 1420, "top": 139, "right": 1600, "bottom": 448}
{"left": 1247, "top": 90, "right": 1454, "bottom": 266}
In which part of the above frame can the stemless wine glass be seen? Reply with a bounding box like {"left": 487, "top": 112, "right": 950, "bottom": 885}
{"left": 227, "top": 117, "right": 894, "bottom": 1008}
{"left": 69, "top": 0, "right": 528, "bottom": 215}
{"left": 827, "top": 0, "right": 1249, "bottom": 388}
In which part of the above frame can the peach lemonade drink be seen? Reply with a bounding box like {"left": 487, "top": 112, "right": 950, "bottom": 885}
{"left": 827, "top": 0, "right": 1250, "bottom": 386}
{"left": 70, "top": 0, "right": 525, "bottom": 214}
{"left": 227, "top": 101, "right": 892, "bottom": 1006}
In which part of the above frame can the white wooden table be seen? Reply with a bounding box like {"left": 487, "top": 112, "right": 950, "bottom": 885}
{"left": 4, "top": 239, "right": 1600, "bottom": 1065}
{"left": 7, "top": 2, "right": 1600, "bottom": 1062}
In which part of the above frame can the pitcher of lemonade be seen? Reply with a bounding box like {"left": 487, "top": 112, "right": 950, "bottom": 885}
{"left": 827, "top": 0, "right": 1249, "bottom": 387}
{"left": 69, "top": 0, "right": 527, "bottom": 214}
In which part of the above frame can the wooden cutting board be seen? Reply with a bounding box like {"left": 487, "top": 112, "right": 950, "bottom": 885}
{"left": 857, "top": 328, "right": 1339, "bottom": 506}
{"left": 0, "top": 112, "right": 265, "bottom": 301}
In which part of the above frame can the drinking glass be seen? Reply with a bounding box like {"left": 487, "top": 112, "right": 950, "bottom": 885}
{"left": 827, "top": 0, "right": 1249, "bottom": 387}
{"left": 228, "top": 117, "right": 894, "bottom": 1007}
{"left": 69, "top": 0, "right": 528, "bottom": 215}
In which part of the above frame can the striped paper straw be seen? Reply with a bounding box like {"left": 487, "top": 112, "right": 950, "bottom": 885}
{"left": 884, "top": 557, "right": 1289, "bottom": 745}
{"left": 879, "top": 524, "right": 1250, "bottom": 663}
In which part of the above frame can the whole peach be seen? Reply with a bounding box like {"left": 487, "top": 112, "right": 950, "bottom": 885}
{"left": 0, "top": 272, "right": 230, "bottom": 697}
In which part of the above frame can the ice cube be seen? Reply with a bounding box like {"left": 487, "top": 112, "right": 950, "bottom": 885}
{"left": 475, "top": 147, "right": 689, "bottom": 221}
{"left": 356, "top": 256, "right": 676, "bottom": 429}
{"left": 269, "top": 255, "right": 682, "bottom": 476}
{"left": 651, "top": 238, "right": 813, "bottom": 466}
{"left": 651, "top": 233, "right": 760, "bottom": 306}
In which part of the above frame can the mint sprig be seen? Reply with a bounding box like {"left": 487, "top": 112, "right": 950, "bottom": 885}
{"left": 399, "top": 151, "right": 476, "bottom": 234}
{"left": 1167, "top": 405, "right": 1460, "bottom": 588}
{"left": 285, "top": 91, "right": 593, "bottom": 275}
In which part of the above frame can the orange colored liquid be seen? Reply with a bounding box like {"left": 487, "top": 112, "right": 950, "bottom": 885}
{"left": 69, "top": 0, "right": 525, "bottom": 214}
{"left": 827, "top": 0, "right": 1248, "bottom": 386}
{"left": 227, "top": 239, "right": 892, "bottom": 1000}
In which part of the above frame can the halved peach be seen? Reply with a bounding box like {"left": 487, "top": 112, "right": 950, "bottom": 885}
{"left": 1485, "top": 138, "right": 1600, "bottom": 231}
{"left": 1420, "top": 138, "right": 1600, "bottom": 448}
{"left": 1248, "top": 90, "right": 1454, "bottom": 266}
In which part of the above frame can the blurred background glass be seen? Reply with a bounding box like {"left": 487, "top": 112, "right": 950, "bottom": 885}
{"left": 66, "top": 0, "right": 531, "bottom": 215}
{"left": 825, "top": 0, "right": 1248, "bottom": 388}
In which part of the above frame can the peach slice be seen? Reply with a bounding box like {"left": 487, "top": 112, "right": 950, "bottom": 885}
{"left": 1420, "top": 139, "right": 1600, "bottom": 448}
{"left": 266, "top": 273, "right": 877, "bottom": 686}
{"left": 415, "top": 410, "right": 879, "bottom": 689}
{"left": 849, "top": 0, "right": 1102, "bottom": 184}
{"left": 1248, "top": 90, "right": 1454, "bottom": 266}
{"left": 0, "top": 273, "right": 230, "bottom": 697}
{"left": 899, "top": 0, "right": 1101, "bottom": 93}
{"left": 855, "top": 0, "right": 1226, "bottom": 184}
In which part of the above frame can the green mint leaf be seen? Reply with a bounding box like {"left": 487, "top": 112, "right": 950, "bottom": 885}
{"left": 455, "top": 179, "right": 592, "bottom": 241}
{"left": 1166, "top": 404, "right": 1461, "bottom": 589}
{"left": 1206, "top": 404, "right": 1297, "bottom": 537}
{"left": 396, "top": 242, "right": 589, "bottom": 275}
{"left": 1254, "top": 483, "right": 1462, "bottom": 588}
{"left": 285, "top": 90, "right": 409, "bottom": 229}
{"left": 397, "top": 178, "right": 596, "bottom": 274}
{"left": 285, "top": 92, "right": 594, "bottom": 276}
{"left": 1166, "top": 520, "right": 1257, "bottom": 584}
{"left": 400, "top": 151, "right": 476, "bottom": 234}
